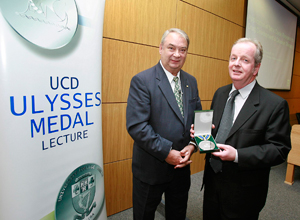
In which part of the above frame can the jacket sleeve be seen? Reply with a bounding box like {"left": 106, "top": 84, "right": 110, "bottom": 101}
{"left": 126, "top": 74, "right": 171, "bottom": 162}
{"left": 238, "top": 99, "right": 291, "bottom": 170}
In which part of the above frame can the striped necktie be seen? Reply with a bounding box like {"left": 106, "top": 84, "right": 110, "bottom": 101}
{"left": 173, "top": 76, "right": 184, "bottom": 117}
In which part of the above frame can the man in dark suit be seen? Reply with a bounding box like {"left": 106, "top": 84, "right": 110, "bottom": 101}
{"left": 126, "top": 28, "right": 202, "bottom": 220}
{"left": 202, "top": 38, "right": 291, "bottom": 219}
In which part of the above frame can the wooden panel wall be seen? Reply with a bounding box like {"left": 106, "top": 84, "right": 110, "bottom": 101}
{"left": 103, "top": 0, "right": 177, "bottom": 46}
{"left": 177, "top": 1, "right": 245, "bottom": 59}
{"left": 183, "top": 0, "right": 245, "bottom": 26}
{"left": 102, "top": 0, "right": 245, "bottom": 216}
{"left": 102, "top": 0, "right": 300, "bottom": 216}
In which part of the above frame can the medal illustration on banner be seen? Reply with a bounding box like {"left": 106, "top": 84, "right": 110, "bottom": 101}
{"left": 55, "top": 163, "right": 105, "bottom": 220}
{"left": 0, "top": 0, "right": 78, "bottom": 49}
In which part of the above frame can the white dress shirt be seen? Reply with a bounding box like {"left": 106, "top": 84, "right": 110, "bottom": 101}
{"left": 230, "top": 80, "right": 256, "bottom": 162}
{"left": 160, "top": 60, "right": 181, "bottom": 93}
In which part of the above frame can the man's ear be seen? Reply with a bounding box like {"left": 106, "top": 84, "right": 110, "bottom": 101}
{"left": 253, "top": 63, "right": 261, "bottom": 76}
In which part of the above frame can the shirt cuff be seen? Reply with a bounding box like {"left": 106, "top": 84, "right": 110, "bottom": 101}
{"left": 189, "top": 141, "right": 198, "bottom": 153}
{"left": 234, "top": 150, "right": 238, "bottom": 163}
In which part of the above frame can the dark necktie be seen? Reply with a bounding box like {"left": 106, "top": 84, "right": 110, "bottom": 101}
{"left": 210, "top": 90, "right": 239, "bottom": 173}
{"left": 173, "top": 77, "right": 184, "bottom": 117}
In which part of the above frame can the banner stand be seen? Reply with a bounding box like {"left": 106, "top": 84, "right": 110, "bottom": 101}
{"left": 0, "top": 1, "right": 107, "bottom": 219}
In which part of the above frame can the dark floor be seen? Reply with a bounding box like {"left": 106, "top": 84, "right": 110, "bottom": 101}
{"left": 108, "top": 161, "right": 300, "bottom": 220}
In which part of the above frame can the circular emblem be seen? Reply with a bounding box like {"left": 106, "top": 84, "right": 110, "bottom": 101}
{"left": 55, "top": 163, "right": 105, "bottom": 220}
{"left": 200, "top": 141, "right": 215, "bottom": 151}
{"left": 0, "top": 0, "right": 78, "bottom": 49}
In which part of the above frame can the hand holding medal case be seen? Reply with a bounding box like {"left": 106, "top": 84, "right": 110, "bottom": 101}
{"left": 194, "top": 110, "right": 219, "bottom": 153}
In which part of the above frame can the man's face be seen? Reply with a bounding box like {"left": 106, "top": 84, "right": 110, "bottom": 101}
{"left": 228, "top": 42, "right": 261, "bottom": 89}
{"left": 159, "top": 32, "right": 188, "bottom": 76}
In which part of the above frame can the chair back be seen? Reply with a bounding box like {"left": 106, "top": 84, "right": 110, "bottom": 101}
{"left": 287, "top": 124, "right": 300, "bottom": 166}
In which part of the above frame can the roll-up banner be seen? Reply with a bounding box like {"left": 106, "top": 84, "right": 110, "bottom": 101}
{"left": 0, "top": 1, "right": 107, "bottom": 219}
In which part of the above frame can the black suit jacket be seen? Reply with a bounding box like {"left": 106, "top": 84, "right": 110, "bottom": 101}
{"left": 204, "top": 82, "right": 291, "bottom": 214}
{"left": 126, "top": 62, "right": 202, "bottom": 185}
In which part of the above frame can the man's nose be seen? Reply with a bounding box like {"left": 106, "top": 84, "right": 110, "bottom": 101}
{"left": 173, "top": 50, "right": 180, "bottom": 57}
{"left": 234, "top": 58, "right": 241, "bottom": 66}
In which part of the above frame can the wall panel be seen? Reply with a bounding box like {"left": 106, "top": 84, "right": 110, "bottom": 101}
{"left": 190, "top": 152, "right": 206, "bottom": 174}
{"left": 293, "top": 51, "right": 300, "bottom": 77}
{"left": 102, "top": 38, "right": 160, "bottom": 103}
{"left": 103, "top": 103, "right": 133, "bottom": 163}
{"left": 296, "top": 27, "right": 300, "bottom": 53}
{"left": 287, "top": 99, "right": 300, "bottom": 116}
{"left": 200, "top": 100, "right": 212, "bottom": 110}
{"left": 104, "top": 159, "right": 132, "bottom": 216}
{"left": 103, "top": 0, "right": 177, "bottom": 46}
{"left": 183, "top": 0, "right": 246, "bottom": 26}
{"left": 290, "top": 113, "right": 299, "bottom": 126}
{"left": 184, "top": 54, "right": 231, "bottom": 100}
{"left": 177, "top": 1, "right": 245, "bottom": 59}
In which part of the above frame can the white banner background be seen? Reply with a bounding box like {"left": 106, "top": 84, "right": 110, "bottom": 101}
{"left": 0, "top": 0, "right": 107, "bottom": 219}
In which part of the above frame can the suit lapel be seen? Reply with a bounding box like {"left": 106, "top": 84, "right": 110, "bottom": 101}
{"left": 227, "top": 83, "right": 260, "bottom": 139}
{"left": 213, "top": 86, "right": 231, "bottom": 136}
{"left": 156, "top": 64, "right": 184, "bottom": 124}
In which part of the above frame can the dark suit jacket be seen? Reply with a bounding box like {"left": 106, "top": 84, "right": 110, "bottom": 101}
{"left": 204, "top": 82, "right": 291, "bottom": 214}
{"left": 126, "top": 62, "right": 202, "bottom": 185}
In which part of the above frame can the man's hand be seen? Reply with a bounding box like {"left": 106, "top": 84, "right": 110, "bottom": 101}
{"left": 174, "top": 145, "right": 194, "bottom": 169}
{"left": 190, "top": 124, "right": 195, "bottom": 138}
{"left": 165, "top": 149, "right": 184, "bottom": 166}
{"left": 165, "top": 145, "right": 195, "bottom": 168}
{"left": 212, "top": 144, "right": 236, "bottom": 161}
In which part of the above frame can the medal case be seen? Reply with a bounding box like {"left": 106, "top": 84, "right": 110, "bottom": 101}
{"left": 194, "top": 110, "right": 219, "bottom": 153}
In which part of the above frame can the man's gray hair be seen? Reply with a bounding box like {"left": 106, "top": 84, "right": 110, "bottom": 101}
{"left": 232, "top": 38, "right": 263, "bottom": 67}
{"left": 161, "top": 28, "right": 190, "bottom": 50}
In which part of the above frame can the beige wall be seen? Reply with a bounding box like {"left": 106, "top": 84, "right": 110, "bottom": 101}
{"left": 102, "top": 0, "right": 299, "bottom": 216}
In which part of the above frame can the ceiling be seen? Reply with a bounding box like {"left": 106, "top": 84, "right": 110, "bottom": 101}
{"left": 279, "top": 0, "right": 300, "bottom": 19}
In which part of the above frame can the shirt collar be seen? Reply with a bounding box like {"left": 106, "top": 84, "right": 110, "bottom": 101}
{"left": 160, "top": 60, "right": 180, "bottom": 84}
{"left": 231, "top": 80, "right": 256, "bottom": 99}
